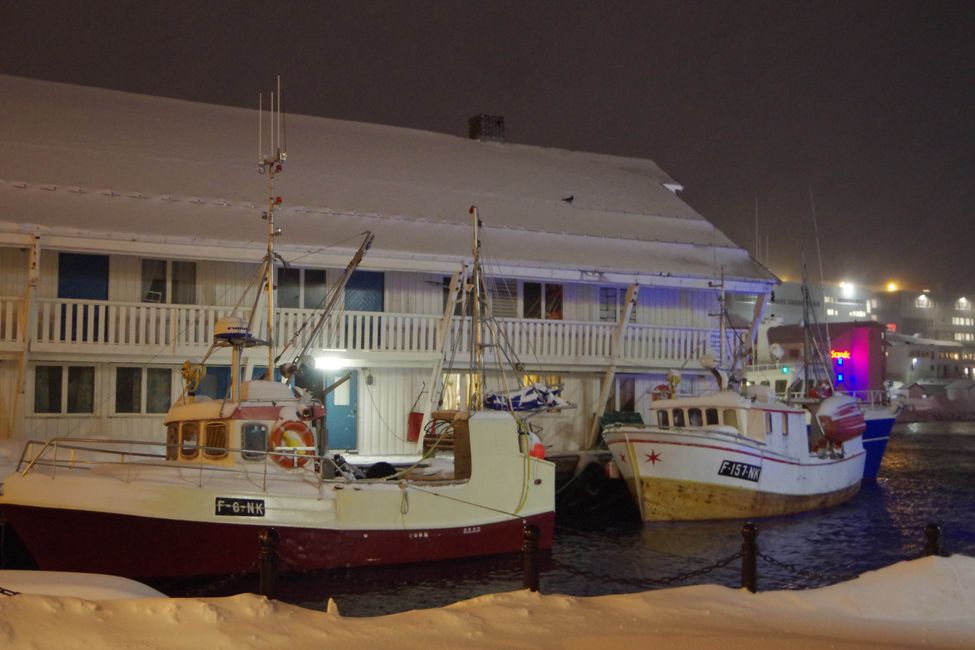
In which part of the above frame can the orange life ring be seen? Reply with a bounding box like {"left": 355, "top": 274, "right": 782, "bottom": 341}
{"left": 268, "top": 420, "right": 316, "bottom": 468}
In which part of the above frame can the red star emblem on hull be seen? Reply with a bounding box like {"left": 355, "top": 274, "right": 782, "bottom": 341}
{"left": 645, "top": 450, "right": 661, "bottom": 465}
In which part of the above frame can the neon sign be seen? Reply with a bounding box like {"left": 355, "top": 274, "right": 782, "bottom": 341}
{"left": 830, "top": 350, "right": 851, "bottom": 360}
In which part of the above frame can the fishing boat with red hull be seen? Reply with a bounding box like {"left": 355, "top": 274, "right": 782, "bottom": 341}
{"left": 0, "top": 90, "right": 554, "bottom": 578}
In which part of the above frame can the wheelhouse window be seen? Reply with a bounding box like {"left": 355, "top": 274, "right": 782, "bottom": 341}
{"left": 34, "top": 365, "right": 94, "bottom": 414}
{"left": 523, "top": 282, "right": 563, "bottom": 320}
{"left": 242, "top": 423, "right": 269, "bottom": 461}
{"left": 166, "top": 423, "right": 179, "bottom": 460}
{"left": 672, "top": 409, "right": 686, "bottom": 427}
{"left": 656, "top": 410, "right": 670, "bottom": 427}
{"left": 204, "top": 422, "right": 229, "bottom": 459}
{"left": 688, "top": 408, "right": 703, "bottom": 426}
{"left": 115, "top": 367, "right": 172, "bottom": 414}
{"left": 705, "top": 408, "right": 719, "bottom": 425}
{"left": 180, "top": 422, "right": 199, "bottom": 459}
{"left": 723, "top": 409, "right": 739, "bottom": 432}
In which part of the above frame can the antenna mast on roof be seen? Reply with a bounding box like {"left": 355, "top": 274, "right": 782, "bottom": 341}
{"left": 258, "top": 75, "right": 287, "bottom": 374}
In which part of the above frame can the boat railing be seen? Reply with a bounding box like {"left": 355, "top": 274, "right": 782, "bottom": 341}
{"left": 13, "top": 437, "right": 398, "bottom": 493}
{"left": 837, "top": 389, "right": 892, "bottom": 408}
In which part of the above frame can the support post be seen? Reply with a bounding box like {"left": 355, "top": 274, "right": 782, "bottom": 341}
{"left": 522, "top": 523, "right": 540, "bottom": 593}
{"left": 10, "top": 235, "right": 40, "bottom": 440}
{"left": 420, "top": 267, "right": 466, "bottom": 451}
{"left": 258, "top": 527, "right": 280, "bottom": 599}
{"left": 924, "top": 523, "right": 942, "bottom": 557}
{"left": 585, "top": 283, "right": 639, "bottom": 449}
{"left": 740, "top": 522, "right": 758, "bottom": 593}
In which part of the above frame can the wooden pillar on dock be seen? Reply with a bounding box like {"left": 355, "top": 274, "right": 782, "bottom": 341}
{"left": 585, "top": 283, "right": 639, "bottom": 449}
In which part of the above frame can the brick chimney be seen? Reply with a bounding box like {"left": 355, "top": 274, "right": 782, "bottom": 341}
{"left": 468, "top": 114, "right": 505, "bottom": 142}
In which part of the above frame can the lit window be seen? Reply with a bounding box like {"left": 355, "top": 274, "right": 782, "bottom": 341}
{"left": 957, "top": 298, "right": 971, "bottom": 312}
{"left": 826, "top": 308, "right": 838, "bottom": 316}
{"left": 180, "top": 422, "right": 199, "bottom": 459}
{"left": 204, "top": 423, "right": 229, "bottom": 459}
{"left": 915, "top": 295, "right": 932, "bottom": 309}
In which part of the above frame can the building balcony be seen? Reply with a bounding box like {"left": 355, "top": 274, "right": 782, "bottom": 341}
{"left": 0, "top": 296, "right": 721, "bottom": 371}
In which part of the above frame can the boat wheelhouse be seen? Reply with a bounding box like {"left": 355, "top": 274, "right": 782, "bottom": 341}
{"left": 603, "top": 389, "right": 866, "bottom": 521}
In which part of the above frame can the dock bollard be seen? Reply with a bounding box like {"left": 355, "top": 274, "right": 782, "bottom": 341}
{"left": 924, "top": 523, "right": 943, "bottom": 557}
{"left": 522, "top": 524, "right": 540, "bottom": 593}
{"left": 740, "top": 522, "right": 758, "bottom": 593}
{"left": 259, "top": 527, "right": 280, "bottom": 599}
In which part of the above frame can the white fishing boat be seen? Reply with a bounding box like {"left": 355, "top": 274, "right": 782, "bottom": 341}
{"left": 0, "top": 91, "right": 554, "bottom": 578}
{"left": 602, "top": 367, "right": 867, "bottom": 522}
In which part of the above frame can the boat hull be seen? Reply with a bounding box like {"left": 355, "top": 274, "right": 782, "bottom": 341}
{"left": 2, "top": 504, "right": 554, "bottom": 578}
{"left": 627, "top": 476, "right": 861, "bottom": 521}
{"left": 604, "top": 428, "right": 865, "bottom": 522}
{"left": 861, "top": 411, "right": 895, "bottom": 480}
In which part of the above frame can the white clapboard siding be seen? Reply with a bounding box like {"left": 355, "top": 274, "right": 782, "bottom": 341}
{"left": 384, "top": 272, "right": 444, "bottom": 316}
{"left": 0, "top": 247, "right": 28, "bottom": 296}
{"left": 355, "top": 367, "right": 430, "bottom": 456}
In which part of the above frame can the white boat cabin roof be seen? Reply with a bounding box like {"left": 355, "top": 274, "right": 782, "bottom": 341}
{"left": 651, "top": 391, "right": 804, "bottom": 414}
{"left": 0, "top": 75, "right": 775, "bottom": 291}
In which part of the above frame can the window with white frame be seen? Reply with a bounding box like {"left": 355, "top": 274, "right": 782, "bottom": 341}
{"left": 34, "top": 365, "right": 94, "bottom": 414}
{"left": 598, "top": 287, "right": 637, "bottom": 323}
{"left": 523, "top": 282, "right": 563, "bottom": 320}
{"left": 115, "top": 367, "right": 173, "bottom": 414}
{"left": 141, "top": 259, "right": 197, "bottom": 304}
{"left": 277, "top": 268, "right": 328, "bottom": 309}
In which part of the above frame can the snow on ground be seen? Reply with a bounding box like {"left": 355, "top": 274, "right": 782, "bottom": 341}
{"left": 0, "top": 555, "right": 972, "bottom": 649}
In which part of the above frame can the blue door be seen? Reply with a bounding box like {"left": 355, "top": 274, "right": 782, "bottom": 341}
{"left": 58, "top": 253, "right": 109, "bottom": 341}
{"left": 324, "top": 370, "right": 358, "bottom": 450}
{"left": 345, "top": 271, "right": 384, "bottom": 349}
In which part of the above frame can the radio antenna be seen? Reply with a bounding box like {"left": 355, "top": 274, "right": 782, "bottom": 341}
{"left": 257, "top": 75, "right": 287, "bottom": 374}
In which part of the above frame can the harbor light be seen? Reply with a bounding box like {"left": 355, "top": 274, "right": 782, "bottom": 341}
{"left": 840, "top": 281, "right": 855, "bottom": 299}
{"left": 315, "top": 350, "right": 349, "bottom": 371}
{"left": 886, "top": 281, "right": 898, "bottom": 292}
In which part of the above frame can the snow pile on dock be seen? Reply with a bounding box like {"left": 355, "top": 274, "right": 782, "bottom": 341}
{"left": 0, "top": 555, "right": 971, "bottom": 649}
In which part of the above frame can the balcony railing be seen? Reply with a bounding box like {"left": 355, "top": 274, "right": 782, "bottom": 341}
{"left": 0, "top": 296, "right": 720, "bottom": 369}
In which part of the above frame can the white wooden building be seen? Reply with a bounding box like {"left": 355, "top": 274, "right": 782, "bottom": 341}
{"left": 0, "top": 75, "right": 776, "bottom": 454}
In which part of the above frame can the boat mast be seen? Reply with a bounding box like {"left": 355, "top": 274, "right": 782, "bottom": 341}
{"left": 469, "top": 206, "right": 485, "bottom": 413}
{"left": 259, "top": 76, "right": 286, "bottom": 376}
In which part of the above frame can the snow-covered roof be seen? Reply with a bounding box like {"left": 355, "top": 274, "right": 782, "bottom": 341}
{"left": 0, "top": 75, "right": 774, "bottom": 290}
{"left": 886, "top": 332, "right": 963, "bottom": 348}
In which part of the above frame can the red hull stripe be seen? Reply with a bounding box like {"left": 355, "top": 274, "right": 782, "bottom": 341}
{"left": 606, "top": 437, "right": 864, "bottom": 467}
{"left": 2, "top": 505, "right": 554, "bottom": 579}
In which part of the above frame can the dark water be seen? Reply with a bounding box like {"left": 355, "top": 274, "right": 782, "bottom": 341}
{"left": 12, "top": 422, "right": 975, "bottom": 616}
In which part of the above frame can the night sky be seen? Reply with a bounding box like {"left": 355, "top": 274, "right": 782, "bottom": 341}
{"left": 2, "top": 1, "right": 972, "bottom": 290}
